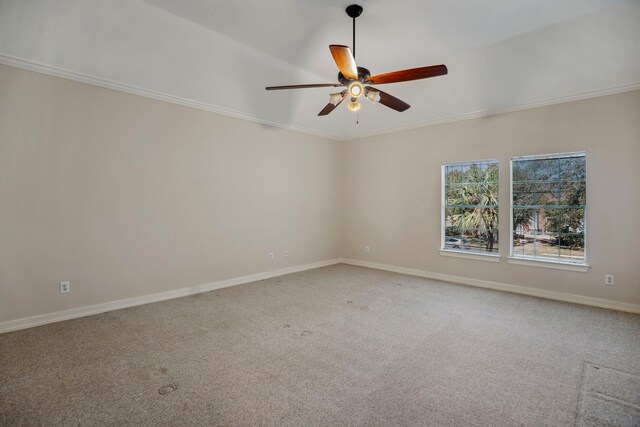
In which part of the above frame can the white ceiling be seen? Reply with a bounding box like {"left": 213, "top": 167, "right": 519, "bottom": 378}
{"left": 1, "top": 0, "right": 639, "bottom": 139}
{"left": 142, "top": 0, "right": 623, "bottom": 76}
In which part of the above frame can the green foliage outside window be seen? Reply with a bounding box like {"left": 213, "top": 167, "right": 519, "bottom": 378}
{"left": 444, "top": 161, "right": 499, "bottom": 253}
{"left": 512, "top": 155, "right": 586, "bottom": 263}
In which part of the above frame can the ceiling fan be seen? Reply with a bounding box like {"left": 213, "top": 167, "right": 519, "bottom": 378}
{"left": 265, "top": 4, "right": 448, "bottom": 116}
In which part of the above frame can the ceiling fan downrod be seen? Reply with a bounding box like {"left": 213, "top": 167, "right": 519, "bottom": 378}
{"left": 345, "top": 4, "right": 363, "bottom": 59}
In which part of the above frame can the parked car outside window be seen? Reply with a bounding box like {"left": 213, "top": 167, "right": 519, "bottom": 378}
{"left": 445, "top": 238, "right": 469, "bottom": 250}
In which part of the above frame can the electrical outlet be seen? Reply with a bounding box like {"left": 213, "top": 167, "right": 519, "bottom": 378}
{"left": 269, "top": 252, "right": 274, "bottom": 261}
{"left": 284, "top": 250, "right": 288, "bottom": 258}
{"left": 364, "top": 245, "right": 370, "bottom": 254}
{"left": 59, "top": 281, "right": 70, "bottom": 294}
{"left": 604, "top": 274, "right": 614, "bottom": 285}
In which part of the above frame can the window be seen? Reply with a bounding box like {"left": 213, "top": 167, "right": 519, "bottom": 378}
{"left": 511, "top": 152, "right": 586, "bottom": 265}
{"left": 442, "top": 160, "right": 499, "bottom": 255}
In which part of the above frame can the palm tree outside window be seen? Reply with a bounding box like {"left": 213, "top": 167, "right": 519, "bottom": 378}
{"left": 442, "top": 160, "right": 499, "bottom": 254}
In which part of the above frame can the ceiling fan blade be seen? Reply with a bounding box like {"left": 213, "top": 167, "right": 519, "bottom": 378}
{"left": 366, "top": 65, "right": 448, "bottom": 85}
{"left": 318, "top": 91, "right": 347, "bottom": 116}
{"left": 365, "top": 86, "right": 410, "bottom": 112}
{"left": 329, "top": 45, "right": 358, "bottom": 80}
{"left": 265, "top": 83, "right": 343, "bottom": 90}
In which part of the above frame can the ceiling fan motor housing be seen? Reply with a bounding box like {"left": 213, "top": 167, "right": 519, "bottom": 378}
{"left": 338, "top": 66, "right": 371, "bottom": 85}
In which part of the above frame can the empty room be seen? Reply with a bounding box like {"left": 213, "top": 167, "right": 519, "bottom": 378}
{"left": 1, "top": 1, "right": 639, "bottom": 425}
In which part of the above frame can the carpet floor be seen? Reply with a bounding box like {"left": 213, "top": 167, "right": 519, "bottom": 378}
{"left": 1, "top": 264, "right": 639, "bottom": 426}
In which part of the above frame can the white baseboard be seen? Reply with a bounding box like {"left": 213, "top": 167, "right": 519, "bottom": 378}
{"left": 3, "top": 257, "right": 637, "bottom": 334}
{"left": 0, "top": 259, "right": 342, "bottom": 334}
{"left": 340, "top": 258, "right": 640, "bottom": 314}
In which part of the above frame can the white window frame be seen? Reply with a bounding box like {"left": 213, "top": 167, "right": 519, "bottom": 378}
{"left": 508, "top": 151, "right": 589, "bottom": 272}
{"left": 440, "top": 159, "right": 501, "bottom": 262}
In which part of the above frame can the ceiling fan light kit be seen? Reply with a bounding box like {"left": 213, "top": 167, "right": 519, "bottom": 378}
{"left": 347, "top": 100, "right": 362, "bottom": 112}
{"left": 366, "top": 90, "right": 381, "bottom": 103}
{"left": 265, "top": 4, "right": 448, "bottom": 117}
{"left": 329, "top": 92, "right": 345, "bottom": 106}
{"left": 348, "top": 81, "right": 364, "bottom": 98}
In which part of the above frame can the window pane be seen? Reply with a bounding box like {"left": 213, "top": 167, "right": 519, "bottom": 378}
{"left": 443, "top": 160, "right": 499, "bottom": 254}
{"left": 535, "top": 233, "right": 560, "bottom": 258}
{"left": 534, "top": 159, "right": 559, "bottom": 181}
{"left": 513, "top": 160, "right": 533, "bottom": 182}
{"left": 541, "top": 208, "right": 563, "bottom": 233}
{"left": 564, "top": 208, "right": 585, "bottom": 233}
{"left": 560, "top": 181, "right": 586, "bottom": 206}
{"left": 536, "top": 182, "right": 559, "bottom": 206}
{"left": 513, "top": 182, "right": 534, "bottom": 207}
{"left": 559, "top": 232, "right": 585, "bottom": 263}
{"left": 560, "top": 157, "right": 586, "bottom": 181}
{"left": 512, "top": 233, "right": 535, "bottom": 257}
{"left": 445, "top": 185, "right": 463, "bottom": 202}
{"left": 446, "top": 165, "right": 463, "bottom": 184}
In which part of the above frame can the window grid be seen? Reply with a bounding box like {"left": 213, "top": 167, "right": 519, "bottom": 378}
{"left": 442, "top": 160, "right": 499, "bottom": 255}
{"left": 510, "top": 153, "right": 586, "bottom": 265}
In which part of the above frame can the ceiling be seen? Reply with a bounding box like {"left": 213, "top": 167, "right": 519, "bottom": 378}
{"left": 142, "top": 0, "right": 622, "bottom": 76}
{"left": 1, "top": 0, "right": 639, "bottom": 139}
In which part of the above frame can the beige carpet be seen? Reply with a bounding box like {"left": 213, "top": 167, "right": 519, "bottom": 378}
{"left": 1, "top": 264, "right": 639, "bottom": 426}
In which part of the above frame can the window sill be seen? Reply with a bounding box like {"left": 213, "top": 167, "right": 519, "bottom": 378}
{"left": 439, "top": 250, "right": 501, "bottom": 262}
{"left": 507, "top": 257, "right": 590, "bottom": 272}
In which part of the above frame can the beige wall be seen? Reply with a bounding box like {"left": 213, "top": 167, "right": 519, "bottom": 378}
{"left": 342, "top": 90, "right": 640, "bottom": 305}
{"left": 2, "top": 63, "right": 639, "bottom": 325}
{"left": 0, "top": 64, "right": 341, "bottom": 323}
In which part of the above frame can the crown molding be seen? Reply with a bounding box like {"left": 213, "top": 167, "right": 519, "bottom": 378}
{"left": 2, "top": 53, "right": 639, "bottom": 142}
{"left": 0, "top": 54, "right": 342, "bottom": 141}
{"left": 340, "top": 81, "right": 640, "bottom": 141}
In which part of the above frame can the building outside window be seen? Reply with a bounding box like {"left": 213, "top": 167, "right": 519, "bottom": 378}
{"left": 511, "top": 152, "right": 586, "bottom": 265}
{"left": 442, "top": 160, "right": 499, "bottom": 255}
